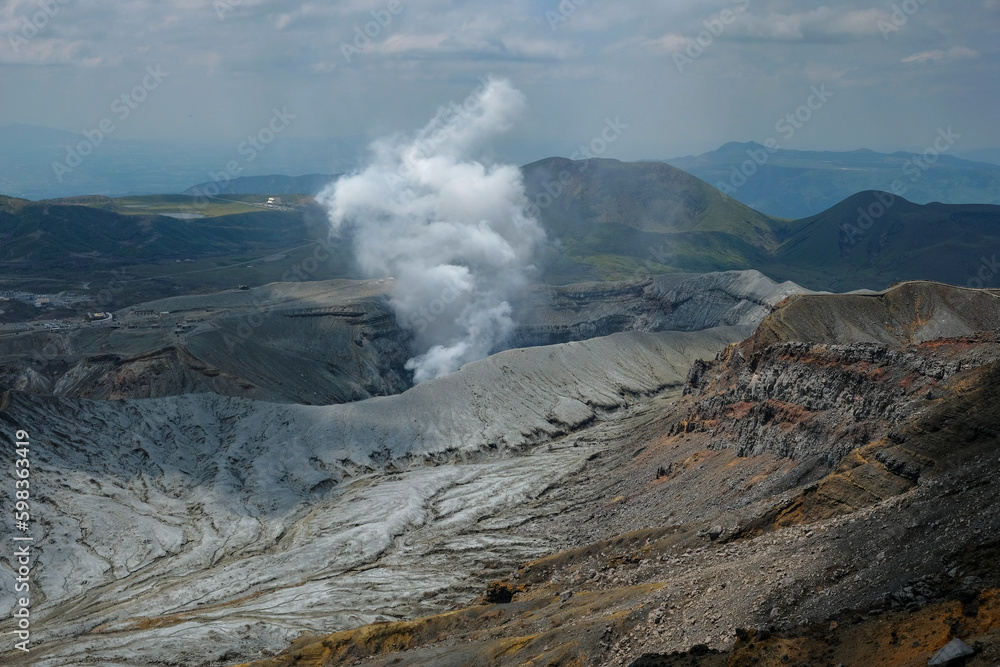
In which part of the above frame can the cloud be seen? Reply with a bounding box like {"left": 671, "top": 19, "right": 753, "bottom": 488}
{"left": 732, "top": 7, "right": 890, "bottom": 42}
{"left": 364, "top": 25, "right": 578, "bottom": 62}
{"left": 310, "top": 61, "right": 337, "bottom": 73}
{"left": 2, "top": 0, "right": 998, "bottom": 161}
{"left": 902, "top": 46, "right": 980, "bottom": 64}
{"left": 802, "top": 62, "right": 852, "bottom": 83}
{"left": 641, "top": 33, "right": 689, "bottom": 54}
{"left": 273, "top": 13, "right": 293, "bottom": 30}
{"left": 631, "top": 5, "right": 891, "bottom": 61}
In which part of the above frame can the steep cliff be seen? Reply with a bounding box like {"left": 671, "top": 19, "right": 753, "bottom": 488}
{"left": 677, "top": 283, "right": 1000, "bottom": 463}
{"left": 0, "top": 280, "right": 412, "bottom": 404}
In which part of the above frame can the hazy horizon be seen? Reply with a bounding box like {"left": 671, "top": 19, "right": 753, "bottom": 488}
{"left": 1, "top": 1, "right": 998, "bottom": 163}
{"left": 3, "top": 118, "right": 1000, "bottom": 203}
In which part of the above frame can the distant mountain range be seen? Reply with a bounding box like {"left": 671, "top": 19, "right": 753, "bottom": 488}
{"left": 4, "top": 159, "right": 999, "bottom": 294}
{"left": 4, "top": 122, "right": 1000, "bottom": 219}
{"left": 522, "top": 158, "right": 1000, "bottom": 291}
{"left": 0, "top": 123, "right": 360, "bottom": 200}
{"left": 665, "top": 141, "right": 1000, "bottom": 219}
{"left": 179, "top": 144, "right": 1000, "bottom": 223}
{"left": 956, "top": 148, "right": 1000, "bottom": 166}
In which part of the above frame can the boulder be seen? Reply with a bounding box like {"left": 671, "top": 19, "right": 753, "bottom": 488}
{"left": 928, "top": 638, "right": 975, "bottom": 665}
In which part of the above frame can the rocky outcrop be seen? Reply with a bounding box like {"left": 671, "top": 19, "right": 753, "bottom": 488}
{"left": 673, "top": 282, "right": 1000, "bottom": 464}
{"left": 10, "top": 278, "right": 1000, "bottom": 667}
{"left": 749, "top": 281, "right": 1000, "bottom": 348}
{"left": 678, "top": 339, "right": 978, "bottom": 462}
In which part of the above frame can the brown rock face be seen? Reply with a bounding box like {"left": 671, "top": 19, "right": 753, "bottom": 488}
{"left": 680, "top": 339, "right": 969, "bottom": 461}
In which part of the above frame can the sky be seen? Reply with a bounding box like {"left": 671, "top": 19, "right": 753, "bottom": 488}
{"left": 1, "top": 0, "right": 998, "bottom": 165}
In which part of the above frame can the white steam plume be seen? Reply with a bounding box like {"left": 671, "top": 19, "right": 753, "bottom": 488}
{"left": 318, "top": 78, "right": 545, "bottom": 384}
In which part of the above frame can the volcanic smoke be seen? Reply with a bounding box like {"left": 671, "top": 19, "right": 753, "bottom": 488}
{"left": 319, "top": 78, "right": 545, "bottom": 383}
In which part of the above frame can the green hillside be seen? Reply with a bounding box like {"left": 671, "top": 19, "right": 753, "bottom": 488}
{"left": 0, "top": 199, "right": 317, "bottom": 264}
{"left": 523, "top": 157, "right": 785, "bottom": 283}
{"left": 0, "top": 194, "right": 352, "bottom": 314}
{"left": 771, "top": 191, "right": 1000, "bottom": 290}
{"left": 526, "top": 159, "right": 1000, "bottom": 291}
{"left": 3, "top": 160, "right": 1000, "bottom": 302}
{"left": 524, "top": 157, "right": 782, "bottom": 245}
{"left": 181, "top": 174, "right": 337, "bottom": 197}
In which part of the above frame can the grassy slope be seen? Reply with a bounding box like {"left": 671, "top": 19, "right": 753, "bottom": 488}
{"left": 525, "top": 159, "right": 1000, "bottom": 291}
{"left": 524, "top": 157, "right": 785, "bottom": 283}
{"left": 524, "top": 157, "right": 781, "bottom": 245}
{"left": 770, "top": 192, "right": 1000, "bottom": 290}
{"left": 4, "top": 161, "right": 1000, "bottom": 295}
{"left": 0, "top": 195, "right": 353, "bottom": 314}
{"left": 0, "top": 199, "right": 320, "bottom": 264}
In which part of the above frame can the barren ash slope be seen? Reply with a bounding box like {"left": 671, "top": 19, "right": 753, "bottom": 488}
{"left": 236, "top": 281, "right": 1000, "bottom": 667}
{"left": 0, "top": 270, "right": 800, "bottom": 667}
{"left": 0, "top": 271, "right": 798, "bottom": 404}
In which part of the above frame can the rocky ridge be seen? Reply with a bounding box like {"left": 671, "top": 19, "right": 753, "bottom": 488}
{"left": 510, "top": 271, "right": 804, "bottom": 348}
{"left": 0, "top": 270, "right": 804, "bottom": 404}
